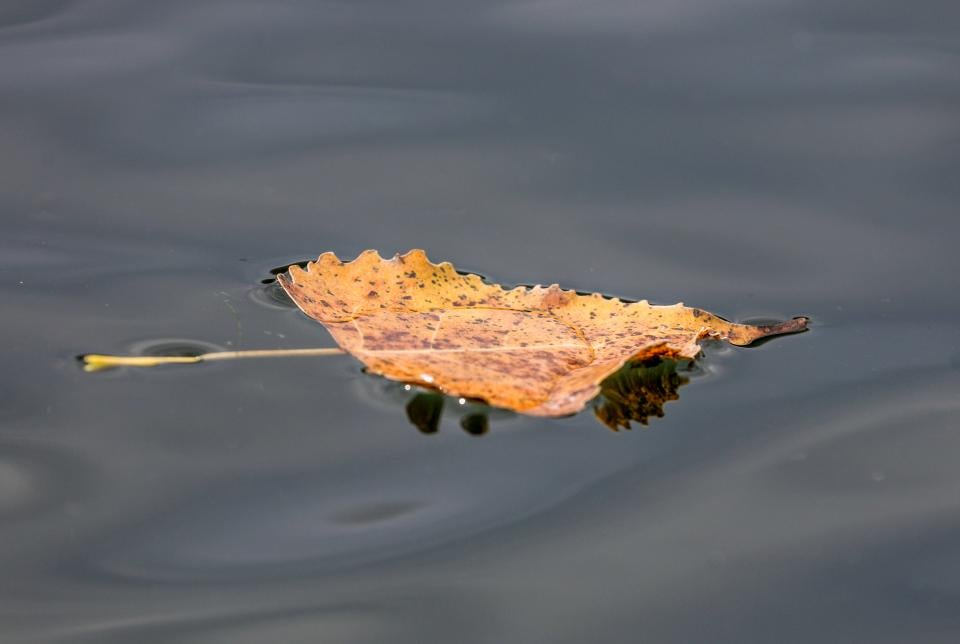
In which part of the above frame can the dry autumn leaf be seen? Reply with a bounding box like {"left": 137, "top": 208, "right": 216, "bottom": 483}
{"left": 277, "top": 249, "right": 807, "bottom": 417}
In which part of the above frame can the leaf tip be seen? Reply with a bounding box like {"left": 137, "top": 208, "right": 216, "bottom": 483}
{"left": 783, "top": 316, "right": 810, "bottom": 333}
{"left": 729, "top": 315, "right": 810, "bottom": 346}
{"left": 764, "top": 316, "right": 809, "bottom": 336}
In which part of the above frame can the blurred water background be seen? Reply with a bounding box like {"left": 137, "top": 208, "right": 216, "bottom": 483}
{"left": 1, "top": 0, "right": 959, "bottom": 642}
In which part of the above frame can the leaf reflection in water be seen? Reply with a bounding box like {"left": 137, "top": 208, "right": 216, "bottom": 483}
{"left": 592, "top": 358, "right": 691, "bottom": 431}
{"left": 399, "top": 358, "right": 692, "bottom": 434}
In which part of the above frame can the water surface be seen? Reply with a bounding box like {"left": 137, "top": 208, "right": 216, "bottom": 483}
{"left": 2, "top": 0, "right": 959, "bottom": 642}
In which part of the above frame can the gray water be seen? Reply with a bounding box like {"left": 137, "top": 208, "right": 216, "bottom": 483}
{"left": 3, "top": 1, "right": 960, "bottom": 642}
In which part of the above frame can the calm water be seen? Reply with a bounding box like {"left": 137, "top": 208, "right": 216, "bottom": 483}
{"left": 3, "top": 1, "right": 960, "bottom": 642}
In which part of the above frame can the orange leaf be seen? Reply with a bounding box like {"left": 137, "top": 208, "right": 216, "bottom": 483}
{"left": 278, "top": 250, "right": 807, "bottom": 417}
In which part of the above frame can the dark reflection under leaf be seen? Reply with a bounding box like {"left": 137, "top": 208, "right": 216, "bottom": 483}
{"left": 390, "top": 358, "right": 692, "bottom": 435}
{"left": 460, "top": 413, "right": 489, "bottom": 436}
{"left": 592, "top": 358, "right": 691, "bottom": 431}
{"left": 405, "top": 392, "right": 445, "bottom": 434}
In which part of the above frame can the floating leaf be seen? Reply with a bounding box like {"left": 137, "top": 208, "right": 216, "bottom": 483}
{"left": 277, "top": 249, "right": 807, "bottom": 417}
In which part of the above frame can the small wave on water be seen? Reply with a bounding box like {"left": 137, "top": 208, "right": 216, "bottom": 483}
{"left": 70, "top": 431, "right": 640, "bottom": 585}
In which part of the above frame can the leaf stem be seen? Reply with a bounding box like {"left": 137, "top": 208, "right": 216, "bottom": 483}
{"left": 80, "top": 347, "right": 345, "bottom": 372}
